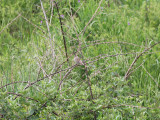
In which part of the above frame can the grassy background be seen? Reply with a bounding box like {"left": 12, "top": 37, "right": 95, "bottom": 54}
{"left": 0, "top": 0, "right": 160, "bottom": 119}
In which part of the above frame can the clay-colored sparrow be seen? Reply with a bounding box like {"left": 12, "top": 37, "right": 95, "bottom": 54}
{"left": 74, "top": 55, "right": 84, "bottom": 65}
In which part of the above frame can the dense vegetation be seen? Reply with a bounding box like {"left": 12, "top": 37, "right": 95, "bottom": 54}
{"left": 0, "top": 0, "right": 160, "bottom": 119}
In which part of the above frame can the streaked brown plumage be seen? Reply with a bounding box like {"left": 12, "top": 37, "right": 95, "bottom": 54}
{"left": 74, "top": 55, "right": 84, "bottom": 65}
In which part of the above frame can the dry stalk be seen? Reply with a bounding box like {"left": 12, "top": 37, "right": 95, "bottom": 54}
{"left": 61, "top": 76, "right": 85, "bottom": 94}
{"left": 126, "top": 61, "right": 145, "bottom": 78}
{"left": 142, "top": 65, "right": 158, "bottom": 86}
{"left": 124, "top": 41, "right": 160, "bottom": 80}
{"left": 58, "top": 64, "right": 77, "bottom": 91}
{"left": 24, "top": 64, "right": 77, "bottom": 89}
{"left": 83, "top": 41, "right": 143, "bottom": 49}
{"left": 40, "top": 0, "right": 55, "bottom": 62}
{"left": 0, "top": 81, "right": 29, "bottom": 89}
{"left": 79, "top": 0, "right": 103, "bottom": 36}
{"left": 101, "top": 104, "right": 160, "bottom": 110}
{"left": 0, "top": 14, "right": 21, "bottom": 34}
{"left": 54, "top": 1, "right": 69, "bottom": 62}
{"left": 7, "top": 92, "right": 39, "bottom": 102}
{"left": 21, "top": 15, "right": 46, "bottom": 34}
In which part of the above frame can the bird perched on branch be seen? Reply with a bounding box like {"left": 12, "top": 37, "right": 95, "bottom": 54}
{"left": 74, "top": 55, "right": 84, "bottom": 65}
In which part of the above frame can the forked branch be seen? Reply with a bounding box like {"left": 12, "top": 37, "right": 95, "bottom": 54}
{"left": 124, "top": 41, "right": 160, "bottom": 80}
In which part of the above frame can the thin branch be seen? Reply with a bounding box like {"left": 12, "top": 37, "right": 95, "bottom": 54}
{"left": 58, "top": 64, "right": 77, "bottom": 91}
{"left": 142, "top": 65, "right": 158, "bottom": 86}
{"left": 40, "top": 0, "right": 55, "bottom": 59}
{"left": 73, "top": 0, "right": 85, "bottom": 17}
{"left": 0, "top": 14, "right": 21, "bottom": 34}
{"left": 82, "top": 41, "right": 144, "bottom": 49}
{"left": 124, "top": 41, "right": 160, "bottom": 80}
{"left": 79, "top": 0, "right": 103, "bottom": 36}
{"left": 61, "top": 76, "right": 85, "bottom": 94}
{"left": 54, "top": 1, "right": 69, "bottom": 62}
{"left": 21, "top": 15, "right": 46, "bottom": 34}
{"left": 49, "top": 0, "right": 54, "bottom": 24}
{"left": 126, "top": 60, "right": 145, "bottom": 78}
{"left": 101, "top": 104, "right": 160, "bottom": 110}
{"left": 0, "top": 81, "right": 28, "bottom": 89}
{"left": 24, "top": 64, "right": 77, "bottom": 89}
{"left": 87, "top": 52, "right": 138, "bottom": 64}
{"left": 7, "top": 92, "right": 39, "bottom": 102}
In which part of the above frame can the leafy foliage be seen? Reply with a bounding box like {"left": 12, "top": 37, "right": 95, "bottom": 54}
{"left": 0, "top": 0, "right": 160, "bottom": 119}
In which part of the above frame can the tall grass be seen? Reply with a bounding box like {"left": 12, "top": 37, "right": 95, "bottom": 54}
{"left": 0, "top": 0, "right": 160, "bottom": 119}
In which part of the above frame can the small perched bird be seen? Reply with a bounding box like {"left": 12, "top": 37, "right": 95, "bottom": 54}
{"left": 74, "top": 55, "right": 84, "bottom": 65}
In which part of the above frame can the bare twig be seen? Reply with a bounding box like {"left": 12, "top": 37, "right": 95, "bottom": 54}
{"left": 7, "top": 92, "right": 39, "bottom": 102}
{"left": 58, "top": 64, "right": 77, "bottom": 91}
{"left": 49, "top": 0, "right": 54, "bottom": 24}
{"left": 101, "top": 104, "right": 160, "bottom": 110}
{"left": 61, "top": 76, "right": 85, "bottom": 94}
{"left": 36, "top": 57, "right": 52, "bottom": 81}
{"left": 21, "top": 15, "right": 46, "bottom": 34}
{"left": 142, "top": 65, "right": 158, "bottom": 86}
{"left": 124, "top": 41, "right": 160, "bottom": 80}
{"left": 54, "top": 1, "right": 69, "bottom": 62}
{"left": 90, "top": 61, "right": 118, "bottom": 77}
{"left": 24, "top": 64, "right": 77, "bottom": 89}
{"left": 87, "top": 52, "right": 138, "bottom": 64}
{"left": 73, "top": 0, "right": 85, "bottom": 17}
{"left": 40, "top": 0, "right": 55, "bottom": 59}
{"left": 79, "top": 0, "right": 103, "bottom": 36}
{"left": 73, "top": 80, "right": 88, "bottom": 96}
{"left": 0, "top": 81, "right": 28, "bottom": 89}
{"left": 82, "top": 41, "right": 143, "bottom": 49}
{"left": 126, "top": 61, "right": 145, "bottom": 78}
{"left": 0, "top": 14, "right": 21, "bottom": 34}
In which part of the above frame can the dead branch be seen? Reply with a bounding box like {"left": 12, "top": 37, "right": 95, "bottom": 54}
{"left": 0, "top": 14, "right": 21, "bottom": 34}
{"left": 124, "top": 41, "right": 160, "bottom": 80}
